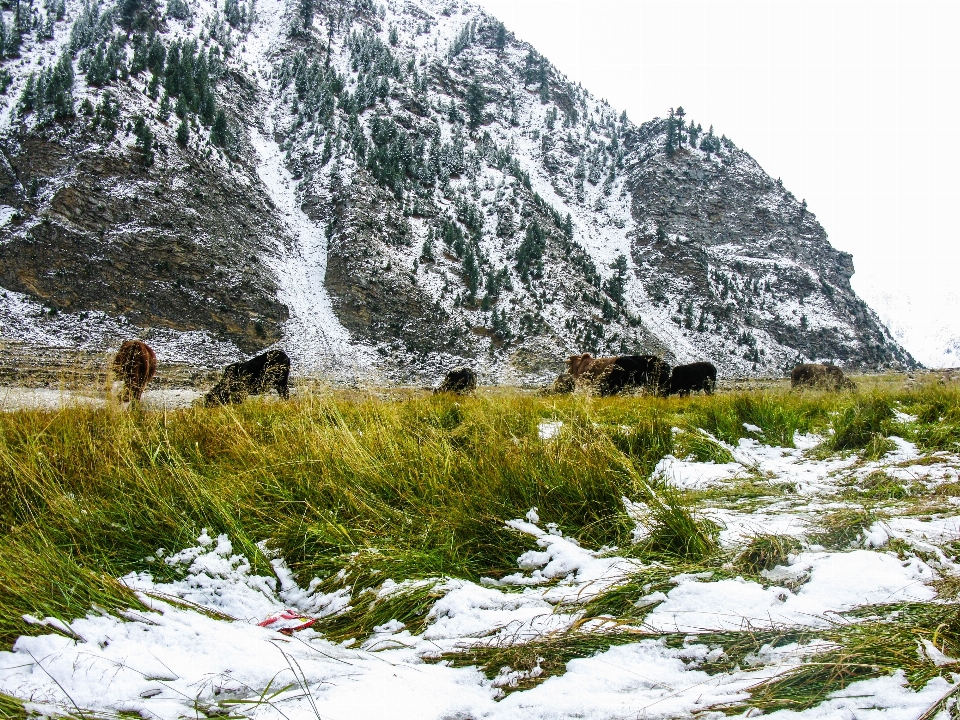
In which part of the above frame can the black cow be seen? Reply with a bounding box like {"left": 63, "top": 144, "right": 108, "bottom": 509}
{"left": 205, "top": 350, "right": 291, "bottom": 405}
{"left": 669, "top": 362, "right": 718, "bottom": 396}
{"left": 594, "top": 355, "right": 671, "bottom": 397}
{"left": 435, "top": 368, "right": 477, "bottom": 395}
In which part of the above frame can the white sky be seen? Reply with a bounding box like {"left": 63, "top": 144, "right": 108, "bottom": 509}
{"left": 474, "top": 0, "right": 960, "bottom": 366}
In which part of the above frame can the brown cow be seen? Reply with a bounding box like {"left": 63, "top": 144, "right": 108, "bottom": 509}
{"left": 112, "top": 340, "right": 157, "bottom": 402}
{"left": 567, "top": 353, "right": 617, "bottom": 383}
{"left": 791, "top": 363, "right": 856, "bottom": 391}
{"left": 567, "top": 353, "right": 671, "bottom": 396}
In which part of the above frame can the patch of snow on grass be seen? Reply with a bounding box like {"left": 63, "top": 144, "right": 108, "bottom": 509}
{"left": 538, "top": 420, "right": 563, "bottom": 440}
{"left": 644, "top": 550, "right": 935, "bottom": 633}
{"left": 652, "top": 455, "right": 745, "bottom": 489}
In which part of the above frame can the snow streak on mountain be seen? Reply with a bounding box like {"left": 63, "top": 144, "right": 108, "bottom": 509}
{"left": 0, "top": 0, "right": 914, "bottom": 380}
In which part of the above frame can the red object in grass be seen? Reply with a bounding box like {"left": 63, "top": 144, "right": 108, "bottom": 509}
{"left": 258, "top": 610, "right": 318, "bottom": 634}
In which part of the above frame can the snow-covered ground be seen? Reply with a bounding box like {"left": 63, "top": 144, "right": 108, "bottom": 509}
{"left": 4, "top": 430, "right": 960, "bottom": 718}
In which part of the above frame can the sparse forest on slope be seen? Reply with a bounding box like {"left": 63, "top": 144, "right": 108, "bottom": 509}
{"left": 0, "top": 0, "right": 913, "bottom": 379}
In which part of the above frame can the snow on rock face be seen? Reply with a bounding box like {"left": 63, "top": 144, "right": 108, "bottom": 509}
{"left": 250, "top": 126, "right": 374, "bottom": 377}
{"left": 0, "top": 0, "right": 910, "bottom": 379}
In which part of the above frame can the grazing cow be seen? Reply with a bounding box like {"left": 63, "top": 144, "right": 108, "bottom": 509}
{"left": 205, "top": 350, "right": 291, "bottom": 405}
{"left": 567, "top": 353, "right": 671, "bottom": 396}
{"left": 434, "top": 368, "right": 477, "bottom": 395}
{"left": 669, "top": 362, "right": 718, "bottom": 396}
{"left": 791, "top": 363, "right": 856, "bottom": 391}
{"left": 567, "top": 353, "right": 618, "bottom": 383}
{"left": 112, "top": 340, "right": 157, "bottom": 402}
{"left": 548, "top": 372, "right": 576, "bottom": 395}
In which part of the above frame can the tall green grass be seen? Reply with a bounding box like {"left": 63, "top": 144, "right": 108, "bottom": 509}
{"left": 0, "top": 392, "right": 658, "bottom": 646}
{"left": 0, "top": 381, "right": 957, "bottom": 659}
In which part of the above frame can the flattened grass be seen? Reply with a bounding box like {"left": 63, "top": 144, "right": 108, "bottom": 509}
{"left": 673, "top": 429, "right": 735, "bottom": 464}
{"left": 439, "top": 630, "right": 643, "bottom": 694}
{"left": 811, "top": 507, "right": 878, "bottom": 550}
{"left": 735, "top": 602, "right": 960, "bottom": 714}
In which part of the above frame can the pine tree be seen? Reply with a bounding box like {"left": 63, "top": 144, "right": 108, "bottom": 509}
{"left": 665, "top": 108, "right": 676, "bottom": 157}
{"left": 5, "top": 12, "right": 21, "bottom": 58}
{"left": 210, "top": 107, "right": 228, "bottom": 146}
{"left": 420, "top": 238, "right": 434, "bottom": 262}
{"left": 199, "top": 91, "right": 215, "bottom": 125}
{"left": 147, "top": 36, "right": 165, "bottom": 73}
{"left": 133, "top": 116, "right": 154, "bottom": 165}
{"left": 164, "top": 42, "right": 181, "bottom": 96}
{"left": 466, "top": 79, "right": 485, "bottom": 130}
{"left": 675, "top": 106, "right": 685, "bottom": 147}
{"left": 157, "top": 91, "right": 170, "bottom": 120}
{"left": 604, "top": 254, "right": 628, "bottom": 305}
{"left": 176, "top": 116, "right": 189, "bottom": 145}
{"left": 166, "top": 0, "right": 191, "bottom": 20}
{"left": 538, "top": 58, "right": 549, "bottom": 103}
{"left": 224, "top": 0, "right": 243, "bottom": 27}
{"left": 96, "top": 90, "right": 120, "bottom": 135}
{"left": 18, "top": 73, "right": 36, "bottom": 114}
{"left": 295, "top": 0, "right": 313, "bottom": 33}
{"left": 515, "top": 220, "right": 546, "bottom": 281}
{"left": 523, "top": 49, "right": 538, "bottom": 86}
{"left": 120, "top": 0, "right": 160, "bottom": 33}
{"left": 129, "top": 34, "right": 148, "bottom": 74}
{"left": 493, "top": 21, "right": 506, "bottom": 51}
{"left": 462, "top": 244, "right": 480, "bottom": 299}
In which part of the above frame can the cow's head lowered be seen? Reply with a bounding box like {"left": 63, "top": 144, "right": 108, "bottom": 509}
{"left": 566, "top": 353, "right": 594, "bottom": 378}
{"left": 204, "top": 364, "right": 243, "bottom": 406}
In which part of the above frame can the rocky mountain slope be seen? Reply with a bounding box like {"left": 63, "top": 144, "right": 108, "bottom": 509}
{"left": 0, "top": 0, "right": 914, "bottom": 381}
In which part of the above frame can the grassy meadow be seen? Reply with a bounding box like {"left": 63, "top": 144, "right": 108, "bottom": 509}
{"left": 3, "top": 374, "right": 960, "bottom": 715}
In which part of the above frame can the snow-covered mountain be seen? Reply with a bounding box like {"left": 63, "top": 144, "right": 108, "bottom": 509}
{"left": 852, "top": 283, "right": 960, "bottom": 370}
{"left": 0, "top": 0, "right": 914, "bottom": 381}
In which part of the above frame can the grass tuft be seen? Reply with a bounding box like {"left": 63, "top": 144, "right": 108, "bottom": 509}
{"left": 632, "top": 486, "right": 721, "bottom": 561}
{"left": 605, "top": 415, "right": 674, "bottom": 476}
{"left": 857, "top": 471, "right": 911, "bottom": 501}
{"left": 828, "top": 395, "right": 895, "bottom": 454}
{"left": 734, "top": 533, "right": 801, "bottom": 574}
{"left": 811, "top": 507, "right": 877, "bottom": 550}
{"left": 673, "top": 429, "right": 735, "bottom": 464}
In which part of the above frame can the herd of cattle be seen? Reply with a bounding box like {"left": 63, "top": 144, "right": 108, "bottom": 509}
{"left": 110, "top": 340, "right": 858, "bottom": 404}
